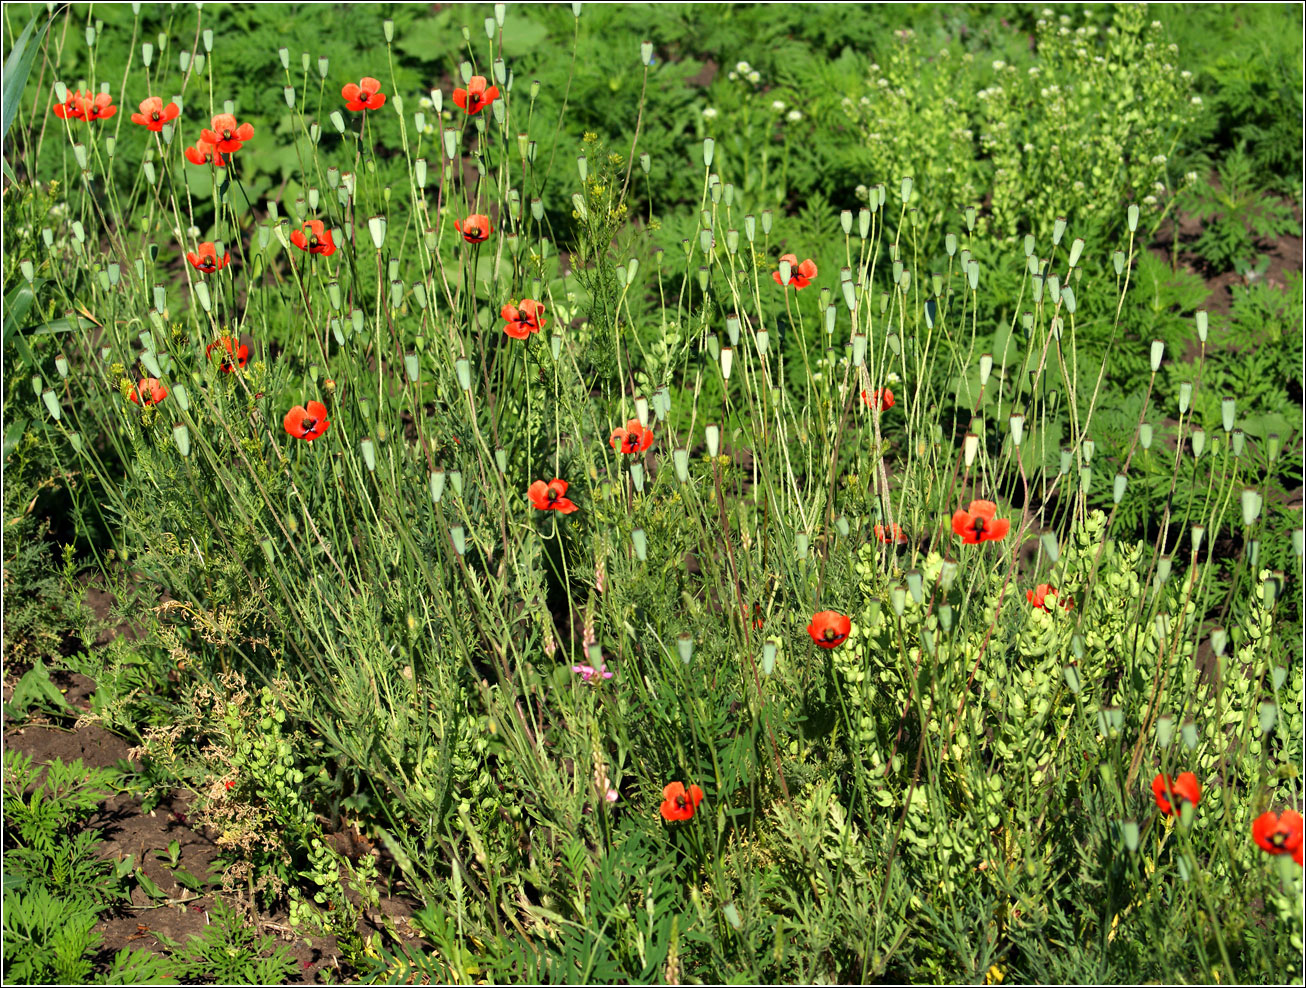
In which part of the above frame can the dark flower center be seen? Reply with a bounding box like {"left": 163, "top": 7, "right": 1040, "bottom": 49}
{"left": 152, "top": 111, "right": 160, "bottom": 120}
{"left": 676, "top": 795, "right": 688, "bottom": 810}
{"left": 223, "top": 128, "right": 232, "bottom": 139}
{"left": 301, "top": 417, "right": 317, "bottom": 434}
{"left": 1271, "top": 832, "right": 1286, "bottom": 847}
{"left": 360, "top": 92, "right": 370, "bottom": 102}
{"left": 971, "top": 517, "right": 987, "bottom": 537}
{"left": 824, "top": 628, "right": 836, "bottom": 640}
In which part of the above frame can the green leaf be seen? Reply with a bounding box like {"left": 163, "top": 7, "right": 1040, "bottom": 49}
{"left": 171, "top": 867, "right": 204, "bottom": 892}
{"left": 134, "top": 869, "right": 167, "bottom": 899}
{"left": 2, "top": 10, "right": 55, "bottom": 159}
{"left": 3, "top": 657, "right": 74, "bottom": 721}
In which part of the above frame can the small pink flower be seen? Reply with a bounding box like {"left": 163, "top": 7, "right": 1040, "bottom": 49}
{"left": 605, "top": 788, "right": 619, "bottom": 803}
{"left": 572, "top": 663, "right": 613, "bottom": 683}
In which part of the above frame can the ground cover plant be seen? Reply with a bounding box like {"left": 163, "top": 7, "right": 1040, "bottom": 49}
{"left": 3, "top": 2, "right": 1303, "bottom": 984}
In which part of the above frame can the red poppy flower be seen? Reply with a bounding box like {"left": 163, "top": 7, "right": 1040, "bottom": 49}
{"left": 875, "top": 523, "right": 908, "bottom": 546}
{"left": 1027, "top": 583, "right": 1072, "bottom": 612}
{"left": 53, "top": 89, "right": 87, "bottom": 120}
{"left": 952, "top": 500, "right": 1010, "bottom": 544}
{"left": 184, "top": 138, "right": 227, "bottom": 168}
{"left": 452, "top": 76, "right": 500, "bottom": 115}
{"left": 1151, "top": 772, "right": 1201, "bottom": 816}
{"left": 187, "top": 242, "right": 231, "bottom": 274}
{"left": 660, "top": 782, "right": 705, "bottom": 822}
{"left": 79, "top": 92, "right": 117, "bottom": 121}
{"left": 862, "top": 388, "right": 895, "bottom": 411}
{"left": 206, "top": 335, "right": 249, "bottom": 373}
{"left": 609, "top": 419, "right": 654, "bottom": 454}
{"left": 807, "top": 610, "right": 851, "bottom": 649}
{"left": 200, "top": 112, "right": 255, "bottom": 154}
{"left": 130, "top": 96, "right": 180, "bottom": 131}
{"left": 773, "top": 253, "right": 817, "bottom": 289}
{"left": 342, "top": 77, "right": 386, "bottom": 112}
{"left": 129, "top": 377, "right": 168, "bottom": 406}
{"left": 455, "top": 214, "right": 492, "bottom": 244}
{"left": 752, "top": 603, "right": 765, "bottom": 630}
{"left": 283, "top": 400, "right": 331, "bottom": 442}
{"left": 224, "top": 779, "right": 236, "bottom": 791}
{"left": 1252, "top": 809, "right": 1304, "bottom": 865}
{"left": 528, "top": 478, "right": 578, "bottom": 514}
{"left": 290, "top": 220, "right": 337, "bottom": 256}
{"left": 501, "top": 298, "right": 545, "bottom": 339}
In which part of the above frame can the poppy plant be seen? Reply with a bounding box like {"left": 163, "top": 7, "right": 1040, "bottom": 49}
{"left": 528, "top": 478, "right": 578, "bottom": 514}
{"left": 660, "top": 782, "right": 704, "bottom": 822}
{"left": 1027, "top": 583, "right": 1072, "bottom": 612}
{"left": 1151, "top": 772, "right": 1201, "bottom": 816}
{"left": 53, "top": 89, "right": 87, "bottom": 120}
{"left": 875, "top": 523, "right": 908, "bottom": 546}
{"left": 129, "top": 377, "right": 168, "bottom": 406}
{"left": 501, "top": 298, "right": 545, "bottom": 339}
{"left": 807, "top": 610, "right": 851, "bottom": 649}
{"left": 952, "top": 500, "right": 1010, "bottom": 544}
{"left": 283, "top": 400, "right": 331, "bottom": 442}
{"left": 131, "top": 96, "right": 181, "bottom": 131}
{"left": 452, "top": 76, "right": 500, "bottom": 115}
{"left": 773, "top": 253, "right": 817, "bottom": 289}
{"left": 1252, "top": 809, "right": 1304, "bottom": 865}
{"left": 609, "top": 419, "right": 654, "bottom": 454}
{"left": 187, "top": 242, "right": 231, "bottom": 274}
{"left": 290, "top": 220, "right": 337, "bottom": 256}
{"left": 78, "top": 92, "right": 117, "bottom": 121}
{"left": 200, "top": 113, "right": 254, "bottom": 154}
{"left": 862, "top": 387, "right": 895, "bottom": 411}
{"left": 455, "top": 214, "right": 492, "bottom": 244}
{"left": 184, "top": 138, "right": 227, "bottom": 168}
{"left": 206, "top": 335, "right": 249, "bottom": 373}
{"left": 342, "top": 77, "right": 386, "bottom": 112}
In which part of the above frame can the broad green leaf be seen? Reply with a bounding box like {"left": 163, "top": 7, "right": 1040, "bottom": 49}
{"left": 2, "top": 11, "right": 54, "bottom": 157}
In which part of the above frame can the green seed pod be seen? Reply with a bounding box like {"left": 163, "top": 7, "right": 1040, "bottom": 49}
{"left": 640, "top": 40, "right": 654, "bottom": 66}
{"left": 1150, "top": 339, "right": 1164, "bottom": 372}
{"left": 449, "top": 470, "right": 464, "bottom": 496}
{"left": 677, "top": 633, "right": 693, "bottom": 664}
{"left": 1231, "top": 429, "right": 1245, "bottom": 457}
{"left": 890, "top": 584, "right": 907, "bottom": 616}
{"left": 142, "top": 43, "right": 153, "bottom": 67}
{"left": 1195, "top": 309, "right": 1208, "bottom": 342}
{"left": 1052, "top": 217, "right": 1066, "bottom": 245}
{"left": 1067, "top": 237, "right": 1084, "bottom": 268}
{"left": 1240, "top": 488, "right": 1262, "bottom": 526}
{"left": 963, "top": 432, "right": 978, "bottom": 467}
{"left": 979, "top": 353, "right": 993, "bottom": 387}
{"left": 331, "top": 110, "right": 346, "bottom": 134}
{"left": 404, "top": 352, "right": 419, "bottom": 382}
{"left": 1220, "top": 396, "right": 1235, "bottom": 432}
{"left": 41, "top": 389, "right": 61, "bottom": 420}
{"left": 840, "top": 209, "right": 852, "bottom": 235}
{"left": 945, "top": 233, "right": 957, "bottom": 256}
{"left": 172, "top": 423, "right": 190, "bottom": 456}
{"left": 673, "top": 448, "right": 689, "bottom": 482}
{"left": 351, "top": 308, "right": 365, "bottom": 334}
{"left": 360, "top": 438, "right": 376, "bottom": 472}
{"left": 705, "top": 423, "right": 720, "bottom": 458}
{"left": 1059, "top": 447, "right": 1072, "bottom": 475}
{"left": 451, "top": 525, "right": 466, "bottom": 555}
{"left": 494, "top": 447, "right": 507, "bottom": 474}
{"left": 1121, "top": 820, "right": 1140, "bottom": 853}
{"left": 1113, "top": 250, "right": 1125, "bottom": 275}
{"left": 1113, "top": 473, "right": 1127, "bottom": 503}
{"left": 455, "top": 358, "right": 471, "bottom": 391}
{"left": 702, "top": 138, "right": 714, "bottom": 168}
{"left": 1063, "top": 664, "right": 1081, "bottom": 693}
{"left": 1181, "top": 720, "right": 1197, "bottom": 750}
{"left": 284, "top": 86, "right": 295, "bottom": 109}
{"left": 761, "top": 209, "right": 772, "bottom": 235}
{"left": 632, "top": 528, "right": 648, "bottom": 561}
{"left": 430, "top": 469, "right": 446, "bottom": 503}
{"left": 1190, "top": 428, "right": 1205, "bottom": 460}
{"left": 755, "top": 331, "right": 769, "bottom": 356}
{"left": 1127, "top": 203, "right": 1139, "bottom": 232}
{"left": 1009, "top": 414, "right": 1025, "bottom": 447}
{"left": 900, "top": 176, "right": 913, "bottom": 203}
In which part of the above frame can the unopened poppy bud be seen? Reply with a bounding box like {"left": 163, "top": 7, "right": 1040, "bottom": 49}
{"left": 330, "top": 109, "right": 346, "bottom": 134}
{"left": 73, "top": 143, "right": 88, "bottom": 169}
{"left": 886, "top": 331, "right": 900, "bottom": 354}
{"left": 494, "top": 447, "right": 507, "bottom": 473}
{"left": 906, "top": 569, "right": 923, "bottom": 603}
{"left": 284, "top": 86, "right": 295, "bottom": 108}
{"left": 705, "top": 424, "right": 719, "bottom": 458}
{"left": 550, "top": 334, "right": 562, "bottom": 360}
{"left": 1051, "top": 216, "right": 1066, "bottom": 246}
{"left": 841, "top": 280, "right": 856, "bottom": 311}
{"left": 449, "top": 470, "right": 463, "bottom": 496}
{"left": 383, "top": 18, "right": 394, "bottom": 42}
{"left": 41, "top": 389, "right": 61, "bottom": 421}
{"left": 1150, "top": 339, "right": 1164, "bottom": 372}
{"left": 1113, "top": 250, "right": 1126, "bottom": 275}
{"left": 1009, "top": 414, "right": 1024, "bottom": 446}
{"left": 1079, "top": 466, "right": 1092, "bottom": 493}
{"left": 323, "top": 377, "right": 336, "bottom": 397}
{"left": 451, "top": 525, "right": 466, "bottom": 555}
{"left": 278, "top": 46, "right": 290, "bottom": 69}
{"left": 1127, "top": 203, "right": 1139, "bottom": 232}
{"left": 634, "top": 394, "right": 649, "bottom": 427}
{"left": 1038, "top": 531, "right": 1058, "bottom": 563}
{"left": 194, "top": 281, "right": 212, "bottom": 312}
{"left": 858, "top": 208, "right": 870, "bottom": 239}
{"left": 404, "top": 353, "right": 419, "bottom": 382}
{"left": 430, "top": 469, "right": 446, "bottom": 503}
{"left": 1067, "top": 237, "right": 1084, "bottom": 269}
{"left": 851, "top": 334, "right": 866, "bottom": 366}
{"left": 1113, "top": 473, "right": 1127, "bottom": 503}
{"left": 761, "top": 209, "right": 772, "bottom": 235}
{"left": 795, "top": 533, "right": 808, "bottom": 560}
{"left": 1195, "top": 309, "right": 1208, "bottom": 342}
{"left": 1058, "top": 447, "right": 1072, "bottom": 475}
{"left": 172, "top": 423, "right": 190, "bottom": 456}
{"left": 455, "top": 358, "right": 471, "bottom": 391}
{"left": 964, "top": 205, "right": 976, "bottom": 232}
{"left": 1230, "top": 429, "right": 1245, "bottom": 458}
{"left": 630, "top": 464, "right": 645, "bottom": 493}
{"left": 368, "top": 215, "right": 387, "bottom": 249}
{"left": 979, "top": 353, "right": 993, "bottom": 387}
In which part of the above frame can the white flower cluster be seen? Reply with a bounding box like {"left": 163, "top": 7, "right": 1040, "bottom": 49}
{"left": 727, "top": 60, "right": 762, "bottom": 85}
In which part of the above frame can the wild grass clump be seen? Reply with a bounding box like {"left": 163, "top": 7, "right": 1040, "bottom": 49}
{"left": 3, "top": 3, "right": 1301, "bottom": 983}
